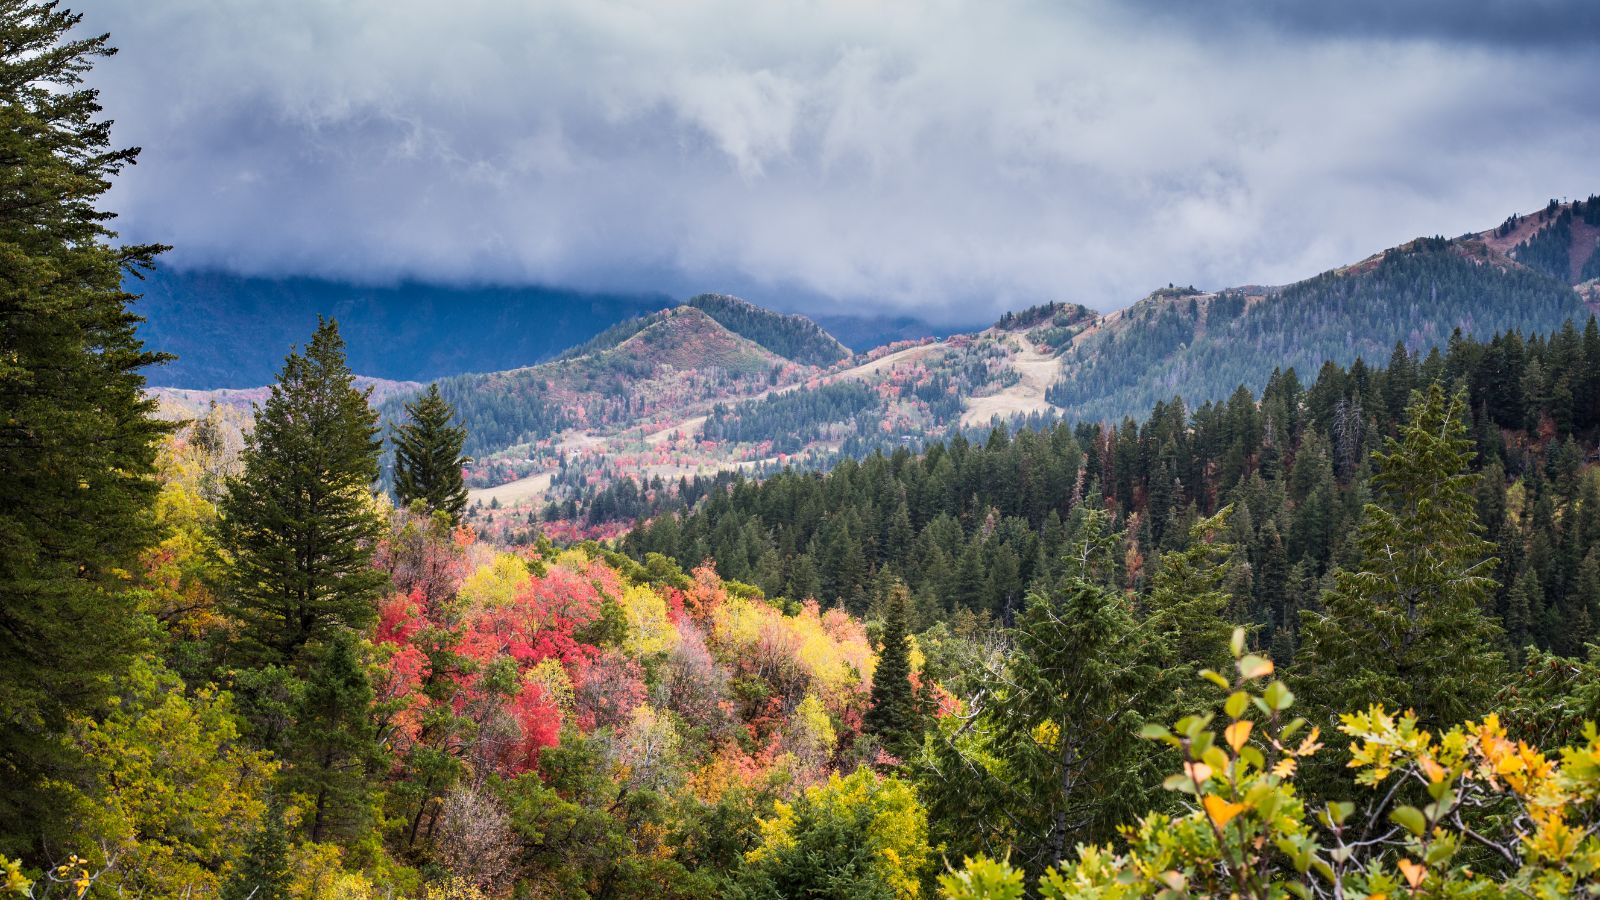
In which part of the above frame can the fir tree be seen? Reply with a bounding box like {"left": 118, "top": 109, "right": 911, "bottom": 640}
{"left": 1294, "top": 383, "right": 1504, "bottom": 731}
{"left": 220, "top": 319, "right": 386, "bottom": 666}
{"left": 0, "top": 1, "right": 172, "bottom": 845}
{"left": 1143, "top": 506, "right": 1238, "bottom": 680}
{"left": 393, "top": 383, "right": 470, "bottom": 523}
{"left": 864, "top": 585, "right": 920, "bottom": 761}
{"left": 282, "top": 632, "right": 379, "bottom": 844}
{"left": 922, "top": 509, "right": 1166, "bottom": 876}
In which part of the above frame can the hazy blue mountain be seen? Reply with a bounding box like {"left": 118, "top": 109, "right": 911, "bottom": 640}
{"left": 132, "top": 268, "right": 672, "bottom": 388}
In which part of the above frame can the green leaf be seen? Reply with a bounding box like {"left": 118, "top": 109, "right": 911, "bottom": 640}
{"left": 1225, "top": 691, "right": 1250, "bottom": 719}
{"left": 1390, "top": 805, "right": 1427, "bottom": 836}
{"left": 1325, "top": 801, "right": 1354, "bottom": 826}
{"left": 1237, "top": 654, "right": 1274, "bottom": 681}
{"left": 1262, "top": 680, "right": 1294, "bottom": 711}
{"left": 1139, "top": 723, "right": 1175, "bottom": 742}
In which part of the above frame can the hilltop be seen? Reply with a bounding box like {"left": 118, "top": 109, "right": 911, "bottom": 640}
{"left": 558, "top": 293, "right": 852, "bottom": 367}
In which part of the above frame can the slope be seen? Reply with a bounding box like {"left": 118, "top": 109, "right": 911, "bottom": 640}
{"left": 686, "top": 293, "right": 853, "bottom": 366}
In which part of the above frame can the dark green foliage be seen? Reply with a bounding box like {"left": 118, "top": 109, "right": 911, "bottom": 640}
{"left": 220, "top": 319, "right": 387, "bottom": 666}
{"left": 627, "top": 315, "right": 1600, "bottom": 666}
{"left": 394, "top": 368, "right": 570, "bottom": 459}
{"left": 393, "top": 383, "right": 470, "bottom": 523}
{"left": 1511, "top": 208, "right": 1575, "bottom": 281}
{"left": 1047, "top": 248, "right": 1589, "bottom": 424}
{"left": 282, "top": 633, "right": 380, "bottom": 843}
{"left": 704, "top": 381, "right": 882, "bottom": 453}
{"left": 1142, "top": 507, "right": 1240, "bottom": 679}
{"left": 0, "top": 0, "right": 172, "bottom": 849}
{"left": 1295, "top": 384, "right": 1505, "bottom": 730}
{"left": 864, "top": 586, "right": 920, "bottom": 760}
{"left": 922, "top": 510, "right": 1168, "bottom": 876}
{"left": 732, "top": 809, "right": 897, "bottom": 900}
{"left": 687, "top": 293, "right": 851, "bottom": 366}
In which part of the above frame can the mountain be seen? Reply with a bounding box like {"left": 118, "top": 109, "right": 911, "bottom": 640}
{"left": 684, "top": 294, "right": 852, "bottom": 366}
{"left": 150, "top": 197, "right": 1600, "bottom": 533}
{"left": 441, "top": 197, "right": 1600, "bottom": 528}
{"left": 402, "top": 304, "right": 809, "bottom": 469}
{"left": 132, "top": 268, "right": 672, "bottom": 388}
{"left": 556, "top": 293, "right": 853, "bottom": 367}
{"left": 1042, "top": 197, "right": 1600, "bottom": 423}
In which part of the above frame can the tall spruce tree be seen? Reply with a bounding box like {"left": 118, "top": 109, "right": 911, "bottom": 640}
{"left": 864, "top": 584, "right": 920, "bottom": 761}
{"left": 922, "top": 509, "right": 1167, "bottom": 877}
{"left": 0, "top": 2, "right": 171, "bottom": 846}
{"left": 1294, "top": 383, "right": 1504, "bottom": 731}
{"left": 393, "top": 383, "right": 470, "bottom": 523}
{"left": 220, "top": 319, "right": 386, "bottom": 666}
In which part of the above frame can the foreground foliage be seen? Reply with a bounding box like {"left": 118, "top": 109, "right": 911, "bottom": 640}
{"left": 943, "top": 630, "right": 1600, "bottom": 898}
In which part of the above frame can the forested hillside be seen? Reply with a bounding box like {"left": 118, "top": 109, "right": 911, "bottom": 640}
{"left": 1045, "top": 237, "right": 1595, "bottom": 423}
{"left": 628, "top": 315, "right": 1600, "bottom": 654}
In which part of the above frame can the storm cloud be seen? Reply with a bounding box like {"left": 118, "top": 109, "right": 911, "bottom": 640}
{"left": 87, "top": 0, "right": 1600, "bottom": 321}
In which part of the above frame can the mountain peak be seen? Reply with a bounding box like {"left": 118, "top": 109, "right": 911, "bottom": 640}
{"left": 685, "top": 293, "right": 852, "bottom": 366}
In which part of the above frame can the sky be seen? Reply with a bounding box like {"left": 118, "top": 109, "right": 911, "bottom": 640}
{"left": 87, "top": 0, "right": 1600, "bottom": 323}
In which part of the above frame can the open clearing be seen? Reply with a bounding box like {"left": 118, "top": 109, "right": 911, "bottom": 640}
{"left": 960, "top": 335, "right": 1064, "bottom": 427}
{"left": 469, "top": 471, "right": 552, "bottom": 506}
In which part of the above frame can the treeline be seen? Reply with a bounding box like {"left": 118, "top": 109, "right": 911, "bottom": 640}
{"left": 625, "top": 316, "right": 1600, "bottom": 658}
{"left": 382, "top": 369, "right": 570, "bottom": 458}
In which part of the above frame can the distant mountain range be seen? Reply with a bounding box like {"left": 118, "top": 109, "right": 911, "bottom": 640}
{"left": 149, "top": 196, "right": 1600, "bottom": 521}
{"left": 132, "top": 269, "right": 951, "bottom": 388}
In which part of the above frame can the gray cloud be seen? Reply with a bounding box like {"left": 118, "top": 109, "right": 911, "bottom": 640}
{"left": 85, "top": 0, "right": 1600, "bottom": 322}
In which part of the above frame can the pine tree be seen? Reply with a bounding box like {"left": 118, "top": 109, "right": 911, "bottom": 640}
{"left": 864, "top": 585, "right": 920, "bottom": 761}
{"left": 219, "top": 319, "right": 386, "bottom": 666}
{"left": 1294, "top": 383, "right": 1504, "bottom": 731}
{"left": 0, "top": 2, "right": 172, "bottom": 844}
{"left": 393, "top": 383, "right": 470, "bottom": 523}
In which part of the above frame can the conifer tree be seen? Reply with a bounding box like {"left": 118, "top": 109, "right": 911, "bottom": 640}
{"left": 1294, "top": 383, "right": 1504, "bottom": 730}
{"left": 922, "top": 509, "right": 1166, "bottom": 876}
{"left": 220, "top": 319, "right": 386, "bottom": 665}
{"left": 1143, "top": 506, "right": 1238, "bottom": 679}
{"left": 282, "top": 632, "right": 380, "bottom": 843}
{"left": 393, "top": 383, "right": 470, "bottom": 523}
{"left": 864, "top": 584, "right": 920, "bottom": 761}
{"left": 0, "top": 2, "right": 172, "bottom": 842}
{"left": 222, "top": 797, "right": 292, "bottom": 900}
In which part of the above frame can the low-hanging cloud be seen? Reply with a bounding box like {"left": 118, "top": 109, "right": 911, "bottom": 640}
{"left": 87, "top": 0, "right": 1600, "bottom": 322}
